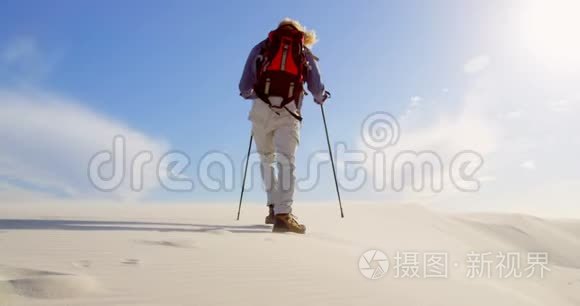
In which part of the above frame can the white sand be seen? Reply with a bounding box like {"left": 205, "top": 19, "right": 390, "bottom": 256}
{"left": 0, "top": 202, "right": 579, "bottom": 306}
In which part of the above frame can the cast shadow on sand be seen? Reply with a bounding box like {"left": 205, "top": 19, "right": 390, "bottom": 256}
{"left": 0, "top": 219, "right": 272, "bottom": 234}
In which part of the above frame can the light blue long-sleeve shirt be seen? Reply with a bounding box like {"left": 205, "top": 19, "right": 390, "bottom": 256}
{"left": 238, "top": 40, "right": 327, "bottom": 104}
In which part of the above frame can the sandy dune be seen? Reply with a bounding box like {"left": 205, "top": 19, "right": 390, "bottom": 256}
{"left": 0, "top": 202, "right": 579, "bottom": 306}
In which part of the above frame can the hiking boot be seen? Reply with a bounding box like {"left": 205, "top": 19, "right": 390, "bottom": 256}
{"left": 265, "top": 205, "right": 275, "bottom": 225}
{"left": 272, "top": 213, "right": 306, "bottom": 234}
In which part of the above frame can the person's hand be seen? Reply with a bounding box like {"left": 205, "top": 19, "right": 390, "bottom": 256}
{"left": 240, "top": 89, "right": 257, "bottom": 100}
{"left": 315, "top": 91, "right": 331, "bottom": 105}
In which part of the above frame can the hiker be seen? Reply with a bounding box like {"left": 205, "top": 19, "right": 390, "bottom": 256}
{"left": 239, "top": 18, "right": 330, "bottom": 234}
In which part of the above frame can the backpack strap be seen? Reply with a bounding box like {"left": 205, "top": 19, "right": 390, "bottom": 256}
{"left": 255, "top": 91, "right": 303, "bottom": 122}
{"left": 284, "top": 105, "right": 303, "bottom": 121}
{"left": 304, "top": 47, "right": 319, "bottom": 62}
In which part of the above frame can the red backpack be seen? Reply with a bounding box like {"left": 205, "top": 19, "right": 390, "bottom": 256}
{"left": 254, "top": 26, "right": 307, "bottom": 116}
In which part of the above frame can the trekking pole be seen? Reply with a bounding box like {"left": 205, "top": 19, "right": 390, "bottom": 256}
{"left": 320, "top": 104, "right": 345, "bottom": 218}
{"left": 237, "top": 134, "right": 253, "bottom": 220}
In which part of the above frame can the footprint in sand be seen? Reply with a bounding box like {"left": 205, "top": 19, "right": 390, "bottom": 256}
{"left": 121, "top": 258, "right": 141, "bottom": 265}
{"left": 71, "top": 260, "right": 92, "bottom": 269}
{"left": 204, "top": 229, "right": 232, "bottom": 235}
{"left": 136, "top": 239, "right": 196, "bottom": 248}
{"left": 0, "top": 265, "right": 99, "bottom": 299}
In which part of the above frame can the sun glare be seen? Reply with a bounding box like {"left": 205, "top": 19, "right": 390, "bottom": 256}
{"left": 520, "top": 0, "right": 580, "bottom": 69}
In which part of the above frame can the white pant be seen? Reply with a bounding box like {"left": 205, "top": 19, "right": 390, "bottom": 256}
{"left": 249, "top": 97, "right": 300, "bottom": 215}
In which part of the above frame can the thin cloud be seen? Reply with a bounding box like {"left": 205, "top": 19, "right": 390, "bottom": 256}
{"left": 359, "top": 88, "right": 499, "bottom": 202}
{"left": 0, "top": 89, "right": 171, "bottom": 200}
{"left": 520, "top": 160, "right": 536, "bottom": 170}
{"left": 1, "top": 37, "right": 39, "bottom": 64}
{"left": 409, "top": 96, "right": 422, "bottom": 108}
{"left": 505, "top": 111, "right": 522, "bottom": 119}
{"left": 0, "top": 36, "right": 57, "bottom": 83}
{"left": 550, "top": 99, "right": 572, "bottom": 112}
{"left": 478, "top": 176, "right": 497, "bottom": 182}
{"left": 464, "top": 55, "right": 491, "bottom": 74}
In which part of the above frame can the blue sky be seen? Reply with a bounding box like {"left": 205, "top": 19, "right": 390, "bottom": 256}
{"left": 1, "top": 1, "right": 579, "bottom": 216}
